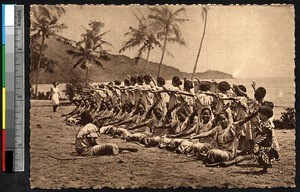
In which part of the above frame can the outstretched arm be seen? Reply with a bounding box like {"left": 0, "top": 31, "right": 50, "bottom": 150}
{"left": 191, "top": 128, "right": 214, "bottom": 139}
{"left": 127, "top": 122, "right": 148, "bottom": 130}
{"left": 166, "top": 103, "right": 181, "bottom": 120}
{"left": 236, "top": 110, "right": 259, "bottom": 127}
{"left": 146, "top": 100, "right": 159, "bottom": 118}
{"left": 169, "top": 125, "right": 196, "bottom": 138}
{"left": 115, "top": 118, "right": 134, "bottom": 126}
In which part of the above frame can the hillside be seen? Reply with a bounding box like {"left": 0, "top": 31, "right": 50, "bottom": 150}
{"left": 30, "top": 35, "right": 233, "bottom": 84}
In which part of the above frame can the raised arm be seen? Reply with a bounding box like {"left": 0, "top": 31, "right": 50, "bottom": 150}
{"left": 251, "top": 82, "right": 257, "bottom": 92}
{"left": 146, "top": 100, "right": 159, "bottom": 118}
{"left": 236, "top": 110, "right": 259, "bottom": 127}
{"left": 166, "top": 103, "right": 181, "bottom": 120}
{"left": 188, "top": 107, "right": 199, "bottom": 124}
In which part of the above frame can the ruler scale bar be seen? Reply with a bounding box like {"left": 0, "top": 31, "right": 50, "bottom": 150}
{"left": 2, "top": 5, "right": 25, "bottom": 172}
{"left": 5, "top": 4, "right": 16, "bottom": 173}
{"left": 14, "top": 5, "right": 25, "bottom": 172}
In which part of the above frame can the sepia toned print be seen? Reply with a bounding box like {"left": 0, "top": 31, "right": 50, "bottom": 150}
{"left": 30, "top": 4, "right": 295, "bottom": 189}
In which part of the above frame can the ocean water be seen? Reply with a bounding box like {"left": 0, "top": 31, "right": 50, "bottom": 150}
{"left": 34, "top": 77, "right": 295, "bottom": 119}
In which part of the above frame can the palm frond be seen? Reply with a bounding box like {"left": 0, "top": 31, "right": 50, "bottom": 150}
{"left": 92, "top": 58, "right": 105, "bottom": 69}
{"left": 132, "top": 11, "right": 143, "bottom": 23}
{"left": 171, "top": 7, "right": 186, "bottom": 17}
{"left": 147, "top": 6, "right": 166, "bottom": 17}
{"left": 167, "top": 37, "right": 186, "bottom": 46}
{"left": 96, "top": 30, "right": 111, "bottom": 39}
{"left": 66, "top": 49, "right": 84, "bottom": 57}
{"left": 173, "top": 18, "right": 189, "bottom": 23}
{"left": 73, "top": 57, "right": 85, "bottom": 69}
{"left": 148, "top": 15, "right": 166, "bottom": 26}
{"left": 164, "top": 48, "right": 174, "bottom": 58}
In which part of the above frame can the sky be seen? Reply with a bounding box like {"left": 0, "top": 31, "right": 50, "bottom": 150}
{"left": 55, "top": 5, "right": 294, "bottom": 78}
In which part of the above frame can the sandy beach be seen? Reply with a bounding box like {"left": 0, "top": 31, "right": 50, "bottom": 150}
{"left": 30, "top": 101, "right": 296, "bottom": 189}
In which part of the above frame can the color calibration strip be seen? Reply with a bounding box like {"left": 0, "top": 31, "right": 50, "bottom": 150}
{"left": 2, "top": 4, "right": 24, "bottom": 172}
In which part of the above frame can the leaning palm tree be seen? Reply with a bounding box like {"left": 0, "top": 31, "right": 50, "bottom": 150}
{"left": 148, "top": 5, "right": 188, "bottom": 79}
{"left": 119, "top": 12, "right": 161, "bottom": 74}
{"left": 191, "top": 7, "right": 208, "bottom": 81}
{"left": 67, "top": 21, "right": 112, "bottom": 83}
{"left": 30, "top": 5, "right": 66, "bottom": 97}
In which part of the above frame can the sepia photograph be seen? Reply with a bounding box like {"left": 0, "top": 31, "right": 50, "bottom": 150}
{"left": 29, "top": 4, "right": 295, "bottom": 189}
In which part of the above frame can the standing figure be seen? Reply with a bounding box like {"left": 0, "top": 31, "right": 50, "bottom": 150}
{"left": 50, "top": 81, "right": 61, "bottom": 112}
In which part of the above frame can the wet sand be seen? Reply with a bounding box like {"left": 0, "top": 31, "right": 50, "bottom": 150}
{"left": 30, "top": 101, "right": 296, "bottom": 189}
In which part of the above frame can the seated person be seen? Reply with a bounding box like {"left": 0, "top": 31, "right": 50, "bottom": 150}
{"left": 75, "top": 112, "right": 138, "bottom": 156}
{"left": 191, "top": 110, "right": 258, "bottom": 165}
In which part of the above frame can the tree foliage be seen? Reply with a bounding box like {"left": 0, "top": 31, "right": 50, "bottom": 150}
{"left": 30, "top": 5, "right": 67, "bottom": 96}
{"left": 273, "top": 108, "right": 295, "bottom": 129}
{"left": 67, "top": 21, "right": 112, "bottom": 83}
{"left": 120, "top": 11, "right": 161, "bottom": 68}
{"left": 30, "top": 40, "right": 58, "bottom": 73}
{"left": 147, "top": 5, "right": 188, "bottom": 78}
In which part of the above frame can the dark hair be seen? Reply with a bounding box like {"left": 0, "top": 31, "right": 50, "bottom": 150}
{"left": 100, "top": 102, "right": 107, "bottom": 110}
{"left": 124, "top": 79, "right": 130, "bottom": 86}
{"left": 216, "top": 111, "right": 229, "bottom": 123}
{"left": 52, "top": 81, "right": 58, "bottom": 85}
{"left": 80, "top": 111, "right": 94, "bottom": 126}
{"left": 144, "top": 75, "right": 151, "bottom": 83}
{"left": 157, "top": 77, "right": 166, "bottom": 86}
{"left": 199, "top": 83, "right": 210, "bottom": 92}
{"left": 218, "top": 81, "right": 231, "bottom": 92}
{"left": 114, "top": 80, "right": 121, "bottom": 85}
{"left": 91, "top": 102, "right": 98, "bottom": 109}
{"left": 172, "top": 76, "right": 182, "bottom": 86}
{"left": 176, "top": 107, "right": 187, "bottom": 117}
{"left": 259, "top": 106, "right": 273, "bottom": 118}
{"left": 184, "top": 80, "right": 193, "bottom": 90}
{"left": 130, "top": 76, "right": 137, "bottom": 84}
{"left": 98, "top": 84, "right": 105, "bottom": 89}
{"left": 238, "top": 85, "right": 247, "bottom": 93}
{"left": 137, "top": 76, "right": 144, "bottom": 84}
{"left": 262, "top": 101, "right": 274, "bottom": 109}
{"left": 201, "top": 107, "right": 212, "bottom": 115}
{"left": 254, "top": 87, "right": 266, "bottom": 101}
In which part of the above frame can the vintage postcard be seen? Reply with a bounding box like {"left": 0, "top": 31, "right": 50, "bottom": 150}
{"left": 30, "top": 4, "right": 295, "bottom": 189}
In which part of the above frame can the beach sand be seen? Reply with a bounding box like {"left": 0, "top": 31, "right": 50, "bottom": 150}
{"left": 30, "top": 100, "right": 296, "bottom": 189}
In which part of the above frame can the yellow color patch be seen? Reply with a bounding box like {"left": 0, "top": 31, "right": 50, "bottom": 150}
{"left": 2, "top": 88, "right": 5, "bottom": 130}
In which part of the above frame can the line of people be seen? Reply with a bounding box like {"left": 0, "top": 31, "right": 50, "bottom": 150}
{"left": 64, "top": 74, "right": 279, "bottom": 172}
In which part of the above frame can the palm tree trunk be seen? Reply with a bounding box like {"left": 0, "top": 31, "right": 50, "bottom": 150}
{"left": 142, "top": 48, "right": 151, "bottom": 75}
{"left": 34, "top": 34, "right": 45, "bottom": 97}
{"left": 157, "top": 29, "right": 168, "bottom": 79}
{"left": 191, "top": 11, "right": 208, "bottom": 81}
{"left": 86, "top": 67, "right": 90, "bottom": 83}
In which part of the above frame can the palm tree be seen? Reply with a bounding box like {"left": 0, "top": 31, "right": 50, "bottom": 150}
{"left": 119, "top": 12, "right": 161, "bottom": 74}
{"left": 148, "top": 5, "right": 188, "bottom": 79}
{"left": 30, "top": 5, "right": 66, "bottom": 97}
{"left": 67, "top": 21, "right": 112, "bottom": 83}
{"left": 191, "top": 7, "right": 208, "bottom": 81}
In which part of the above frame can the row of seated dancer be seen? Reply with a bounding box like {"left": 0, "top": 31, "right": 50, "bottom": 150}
{"left": 63, "top": 75, "right": 280, "bottom": 172}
